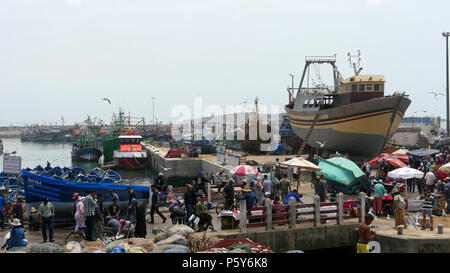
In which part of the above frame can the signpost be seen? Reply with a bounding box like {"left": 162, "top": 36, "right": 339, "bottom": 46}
{"left": 3, "top": 154, "right": 22, "bottom": 198}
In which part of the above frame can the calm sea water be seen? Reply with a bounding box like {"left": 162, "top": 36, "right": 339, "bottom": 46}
{"left": 0, "top": 138, "right": 154, "bottom": 186}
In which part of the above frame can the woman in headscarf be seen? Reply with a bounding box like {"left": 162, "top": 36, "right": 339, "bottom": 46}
{"left": 253, "top": 177, "right": 263, "bottom": 206}
{"left": 74, "top": 196, "right": 85, "bottom": 232}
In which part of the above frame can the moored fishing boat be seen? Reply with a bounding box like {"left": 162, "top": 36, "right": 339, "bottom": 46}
{"left": 113, "top": 135, "right": 150, "bottom": 169}
{"left": 71, "top": 129, "right": 103, "bottom": 162}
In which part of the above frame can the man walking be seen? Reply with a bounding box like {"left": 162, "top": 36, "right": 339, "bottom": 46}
{"left": 38, "top": 198, "right": 55, "bottom": 243}
{"left": 12, "top": 196, "right": 24, "bottom": 227}
{"left": 84, "top": 191, "right": 97, "bottom": 241}
{"left": 279, "top": 174, "right": 291, "bottom": 203}
{"left": 424, "top": 169, "right": 436, "bottom": 193}
{"left": 148, "top": 185, "right": 167, "bottom": 224}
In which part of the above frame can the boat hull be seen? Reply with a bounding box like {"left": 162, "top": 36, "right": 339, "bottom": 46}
{"left": 22, "top": 170, "right": 149, "bottom": 222}
{"left": 71, "top": 148, "right": 103, "bottom": 162}
{"left": 103, "top": 138, "right": 120, "bottom": 163}
{"left": 113, "top": 151, "right": 150, "bottom": 169}
{"left": 286, "top": 95, "right": 411, "bottom": 160}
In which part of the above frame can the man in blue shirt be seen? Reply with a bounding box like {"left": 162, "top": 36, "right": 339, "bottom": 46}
{"left": 239, "top": 186, "right": 256, "bottom": 212}
{"left": 0, "top": 194, "right": 6, "bottom": 230}
{"left": 284, "top": 190, "right": 303, "bottom": 205}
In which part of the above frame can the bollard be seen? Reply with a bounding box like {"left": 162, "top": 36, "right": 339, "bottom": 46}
{"left": 289, "top": 197, "right": 296, "bottom": 229}
{"left": 359, "top": 192, "right": 366, "bottom": 223}
{"left": 313, "top": 195, "right": 321, "bottom": 227}
{"left": 239, "top": 199, "right": 247, "bottom": 233}
{"left": 207, "top": 183, "right": 211, "bottom": 203}
{"left": 337, "top": 193, "right": 344, "bottom": 225}
{"left": 397, "top": 226, "right": 403, "bottom": 235}
{"left": 265, "top": 198, "right": 272, "bottom": 231}
{"left": 438, "top": 224, "right": 444, "bottom": 234}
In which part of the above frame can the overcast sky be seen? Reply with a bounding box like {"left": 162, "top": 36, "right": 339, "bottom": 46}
{"left": 1, "top": 0, "right": 450, "bottom": 126}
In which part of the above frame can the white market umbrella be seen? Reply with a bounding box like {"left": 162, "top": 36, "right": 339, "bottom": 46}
{"left": 387, "top": 167, "right": 424, "bottom": 180}
{"left": 281, "top": 157, "right": 321, "bottom": 191}
{"left": 388, "top": 167, "right": 424, "bottom": 199}
{"left": 439, "top": 162, "right": 450, "bottom": 173}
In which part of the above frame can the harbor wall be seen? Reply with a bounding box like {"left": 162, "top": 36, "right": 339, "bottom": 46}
{"left": 146, "top": 144, "right": 225, "bottom": 179}
{"left": 357, "top": 231, "right": 450, "bottom": 253}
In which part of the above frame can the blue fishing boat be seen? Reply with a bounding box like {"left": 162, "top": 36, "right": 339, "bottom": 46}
{"left": 22, "top": 167, "right": 149, "bottom": 222}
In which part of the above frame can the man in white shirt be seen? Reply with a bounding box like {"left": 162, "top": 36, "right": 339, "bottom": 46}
{"left": 424, "top": 169, "right": 436, "bottom": 193}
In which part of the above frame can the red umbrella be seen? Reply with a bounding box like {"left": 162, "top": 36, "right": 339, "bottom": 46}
{"left": 362, "top": 155, "right": 407, "bottom": 169}
{"left": 229, "top": 165, "right": 259, "bottom": 176}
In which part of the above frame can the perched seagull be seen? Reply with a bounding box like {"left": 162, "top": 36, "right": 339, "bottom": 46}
{"left": 102, "top": 98, "right": 111, "bottom": 104}
{"left": 428, "top": 92, "right": 445, "bottom": 97}
{"left": 316, "top": 141, "right": 327, "bottom": 148}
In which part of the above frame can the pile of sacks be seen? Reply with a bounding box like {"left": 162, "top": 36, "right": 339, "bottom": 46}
{"left": 151, "top": 225, "right": 194, "bottom": 253}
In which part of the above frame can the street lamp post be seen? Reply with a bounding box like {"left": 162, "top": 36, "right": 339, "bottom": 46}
{"left": 151, "top": 97, "right": 155, "bottom": 133}
{"left": 443, "top": 32, "right": 450, "bottom": 135}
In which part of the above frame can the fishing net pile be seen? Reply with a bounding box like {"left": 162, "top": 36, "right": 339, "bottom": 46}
{"left": 205, "top": 238, "right": 273, "bottom": 253}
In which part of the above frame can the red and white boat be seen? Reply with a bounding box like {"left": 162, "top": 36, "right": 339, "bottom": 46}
{"left": 113, "top": 135, "right": 150, "bottom": 169}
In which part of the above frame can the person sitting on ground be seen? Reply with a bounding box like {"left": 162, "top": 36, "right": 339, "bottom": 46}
{"left": 420, "top": 188, "right": 434, "bottom": 231}
{"left": 357, "top": 213, "right": 376, "bottom": 253}
{"left": 195, "top": 194, "right": 215, "bottom": 232}
{"left": 8, "top": 218, "right": 27, "bottom": 251}
{"left": 283, "top": 189, "right": 303, "bottom": 205}
{"left": 107, "top": 198, "right": 120, "bottom": 220}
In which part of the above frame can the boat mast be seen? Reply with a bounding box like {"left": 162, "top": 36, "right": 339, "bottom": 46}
{"left": 297, "top": 55, "right": 339, "bottom": 95}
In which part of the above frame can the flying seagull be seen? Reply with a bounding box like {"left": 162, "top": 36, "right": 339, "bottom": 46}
{"left": 316, "top": 141, "right": 327, "bottom": 148}
{"left": 428, "top": 92, "right": 445, "bottom": 97}
{"left": 102, "top": 98, "right": 111, "bottom": 104}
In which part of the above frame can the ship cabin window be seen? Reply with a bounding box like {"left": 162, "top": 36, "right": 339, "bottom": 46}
{"left": 346, "top": 85, "right": 351, "bottom": 92}
{"left": 303, "top": 99, "right": 308, "bottom": 107}
{"left": 374, "top": 84, "right": 380, "bottom": 91}
{"left": 351, "top": 84, "right": 358, "bottom": 92}
{"left": 366, "top": 84, "right": 373, "bottom": 91}
{"left": 359, "top": 84, "right": 365, "bottom": 91}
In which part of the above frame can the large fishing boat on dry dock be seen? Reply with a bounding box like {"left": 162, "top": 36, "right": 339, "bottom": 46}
{"left": 285, "top": 54, "right": 411, "bottom": 160}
